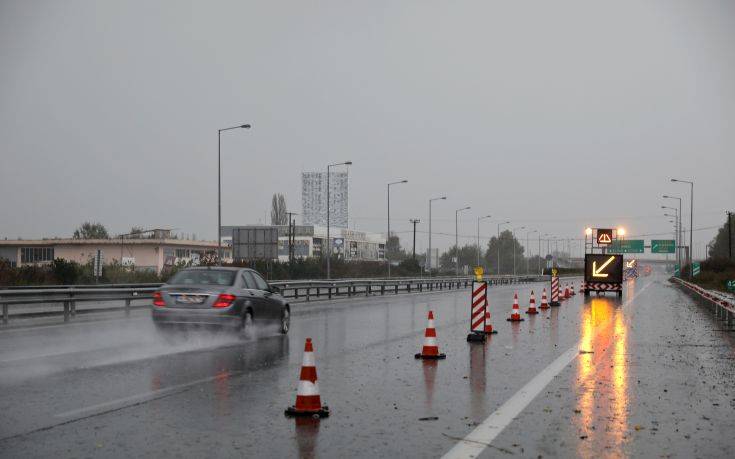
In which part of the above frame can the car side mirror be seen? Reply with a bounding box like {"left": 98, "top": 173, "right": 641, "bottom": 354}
{"left": 269, "top": 285, "right": 280, "bottom": 294}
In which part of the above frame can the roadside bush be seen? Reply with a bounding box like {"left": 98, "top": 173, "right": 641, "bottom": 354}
{"left": 685, "top": 258, "right": 735, "bottom": 292}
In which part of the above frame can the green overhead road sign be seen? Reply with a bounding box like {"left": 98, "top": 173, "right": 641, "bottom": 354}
{"left": 692, "top": 262, "right": 701, "bottom": 277}
{"left": 651, "top": 239, "right": 676, "bottom": 254}
{"left": 606, "top": 239, "right": 644, "bottom": 254}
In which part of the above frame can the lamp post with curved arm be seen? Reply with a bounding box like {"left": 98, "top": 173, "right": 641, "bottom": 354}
{"left": 218, "top": 123, "right": 251, "bottom": 265}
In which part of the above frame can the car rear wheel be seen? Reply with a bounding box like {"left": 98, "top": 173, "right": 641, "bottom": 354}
{"left": 280, "top": 308, "right": 290, "bottom": 335}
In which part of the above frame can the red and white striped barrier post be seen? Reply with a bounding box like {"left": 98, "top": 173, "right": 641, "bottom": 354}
{"left": 468, "top": 281, "right": 489, "bottom": 342}
{"left": 285, "top": 338, "right": 330, "bottom": 418}
{"left": 506, "top": 292, "right": 524, "bottom": 322}
{"left": 550, "top": 276, "right": 561, "bottom": 307}
{"left": 416, "top": 311, "right": 447, "bottom": 359}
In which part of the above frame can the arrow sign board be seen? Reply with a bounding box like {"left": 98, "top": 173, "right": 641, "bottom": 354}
{"left": 584, "top": 254, "right": 623, "bottom": 284}
{"left": 651, "top": 239, "right": 676, "bottom": 254}
{"left": 606, "top": 239, "right": 644, "bottom": 253}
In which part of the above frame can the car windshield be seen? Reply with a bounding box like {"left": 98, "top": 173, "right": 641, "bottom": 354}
{"left": 167, "top": 269, "right": 236, "bottom": 286}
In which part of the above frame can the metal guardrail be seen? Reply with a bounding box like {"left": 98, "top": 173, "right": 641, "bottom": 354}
{"left": 0, "top": 275, "right": 547, "bottom": 324}
{"left": 672, "top": 277, "right": 735, "bottom": 325}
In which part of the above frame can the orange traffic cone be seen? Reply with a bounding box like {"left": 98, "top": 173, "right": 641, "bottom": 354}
{"left": 526, "top": 290, "right": 538, "bottom": 314}
{"left": 539, "top": 288, "right": 550, "bottom": 310}
{"left": 285, "top": 338, "right": 330, "bottom": 418}
{"left": 415, "top": 311, "right": 446, "bottom": 359}
{"left": 563, "top": 284, "right": 570, "bottom": 299}
{"left": 569, "top": 282, "right": 576, "bottom": 296}
{"left": 483, "top": 309, "right": 497, "bottom": 335}
{"left": 579, "top": 282, "right": 585, "bottom": 294}
{"left": 507, "top": 292, "right": 524, "bottom": 322}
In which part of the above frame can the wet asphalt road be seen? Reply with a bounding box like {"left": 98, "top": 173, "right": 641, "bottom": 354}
{"left": 1, "top": 271, "right": 734, "bottom": 458}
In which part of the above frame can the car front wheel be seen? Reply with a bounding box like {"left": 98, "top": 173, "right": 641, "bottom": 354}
{"left": 280, "top": 308, "right": 290, "bottom": 335}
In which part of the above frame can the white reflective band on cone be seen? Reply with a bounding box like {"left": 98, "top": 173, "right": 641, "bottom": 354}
{"left": 428, "top": 319, "right": 435, "bottom": 328}
{"left": 297, "top": 380, "right": 320, "bottom": 396}
{"left": 423, "top": 337, "right": 437, "bottom": 347}
{"left": 302, "top": 352, "right": 315, "bottom": 367}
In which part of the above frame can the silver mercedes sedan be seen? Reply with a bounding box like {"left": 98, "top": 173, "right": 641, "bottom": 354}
{"left": 151, "top": 267, "right": 290, "bottom": 335}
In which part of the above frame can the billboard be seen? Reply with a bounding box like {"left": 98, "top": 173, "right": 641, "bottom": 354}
{"left": 232, "top": 226, "right": 279, "bottom": 260}
{"left": 584, "top": 254, "right": 623, "bottom": 284}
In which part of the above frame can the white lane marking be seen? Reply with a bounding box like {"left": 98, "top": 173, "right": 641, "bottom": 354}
{"left": 442, "top": 281, "right": 652, "bottom": 459}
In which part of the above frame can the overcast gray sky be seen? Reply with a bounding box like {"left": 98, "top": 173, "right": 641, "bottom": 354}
{"left": 1, "top": 0, "right": 733, "bottom": 257}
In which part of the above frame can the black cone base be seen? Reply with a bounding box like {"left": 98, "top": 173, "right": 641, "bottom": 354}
{"left": 466, "top": 332, "right": 486, "bottom": 343}
{"left": 285, "top": 405, "right": 330, "bottom": 418}
{"left": 415, "top": 353, "right": 447, "bottom": 360}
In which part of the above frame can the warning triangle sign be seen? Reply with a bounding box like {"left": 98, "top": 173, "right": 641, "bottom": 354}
{"left": 598, "top": 233, "right": 612, "bottom": 244}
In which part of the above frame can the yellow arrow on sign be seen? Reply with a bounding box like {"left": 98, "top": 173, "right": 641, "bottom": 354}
{"left": 592, "top": 256, "right": 616, "bottom": 278}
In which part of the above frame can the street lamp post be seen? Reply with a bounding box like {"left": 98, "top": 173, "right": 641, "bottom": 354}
{"left": 326, "top": 161, "right": 352, "bottom": 279}
{"left": 662, "top": 205, "right": 679, "bottom": 268}
{"left": 428, "top": 196, "right": 447, "bottom": 275}
{"left": 218, "top": 123, "right": 251, "bottom": 265}
{"left": 476, "top": 215, "right": 492, "bottom": 268}
{"left": 526, "top": 229, "right": 537, "bottom": 274}
{"left": 455, "top": 206, "right": 471, "bottom": 276}
{"left": 497, "top": 221, "right": 510, "bottom": 275}
{"left": 663, "top": 195, "right": 683, "bottom": 269}
{"left": 512, "top": 226, "right": 525, "bottom": 276}
{"left": 540, "top": 233, "right": 550, "bottom": 274}
{"left": 387, "top": 180, "right": 408, "bottom": 278}
{"left": 671, "top": 178, "right": 694, "bottom": 279}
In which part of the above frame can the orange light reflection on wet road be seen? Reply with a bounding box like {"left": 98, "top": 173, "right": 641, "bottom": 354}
{"left": 575, "top": 297, "right": 629, "bottom": 457}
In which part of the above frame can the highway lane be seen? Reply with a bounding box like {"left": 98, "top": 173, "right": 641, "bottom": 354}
{"left": 0, "top": 274, "right": 733, "bottom": 458}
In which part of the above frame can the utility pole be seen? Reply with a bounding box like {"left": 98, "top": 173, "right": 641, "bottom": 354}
{"left": 286, "top": 212, "right": 299, "bottom": 267}
{"left": 728, "top": 211, "right": 733, "bottom": 261}
{"left": 410, "top": 219, "right": 420, "bottom": 260}
{"left": 455, "top": 206, "right": 471, "bottom": 276}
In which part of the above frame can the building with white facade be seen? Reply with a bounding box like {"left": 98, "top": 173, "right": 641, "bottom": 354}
{"left": 301, "top": 171, "right": 348, "bottom": 228}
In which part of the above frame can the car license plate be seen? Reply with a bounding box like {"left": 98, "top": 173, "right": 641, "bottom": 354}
{"left": 176, "top": 294, "right": 205, "bottom": 304}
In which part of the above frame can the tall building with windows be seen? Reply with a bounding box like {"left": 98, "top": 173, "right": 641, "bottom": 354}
{"left": 301, "top": 171, "right": 348, "bottom": 228}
